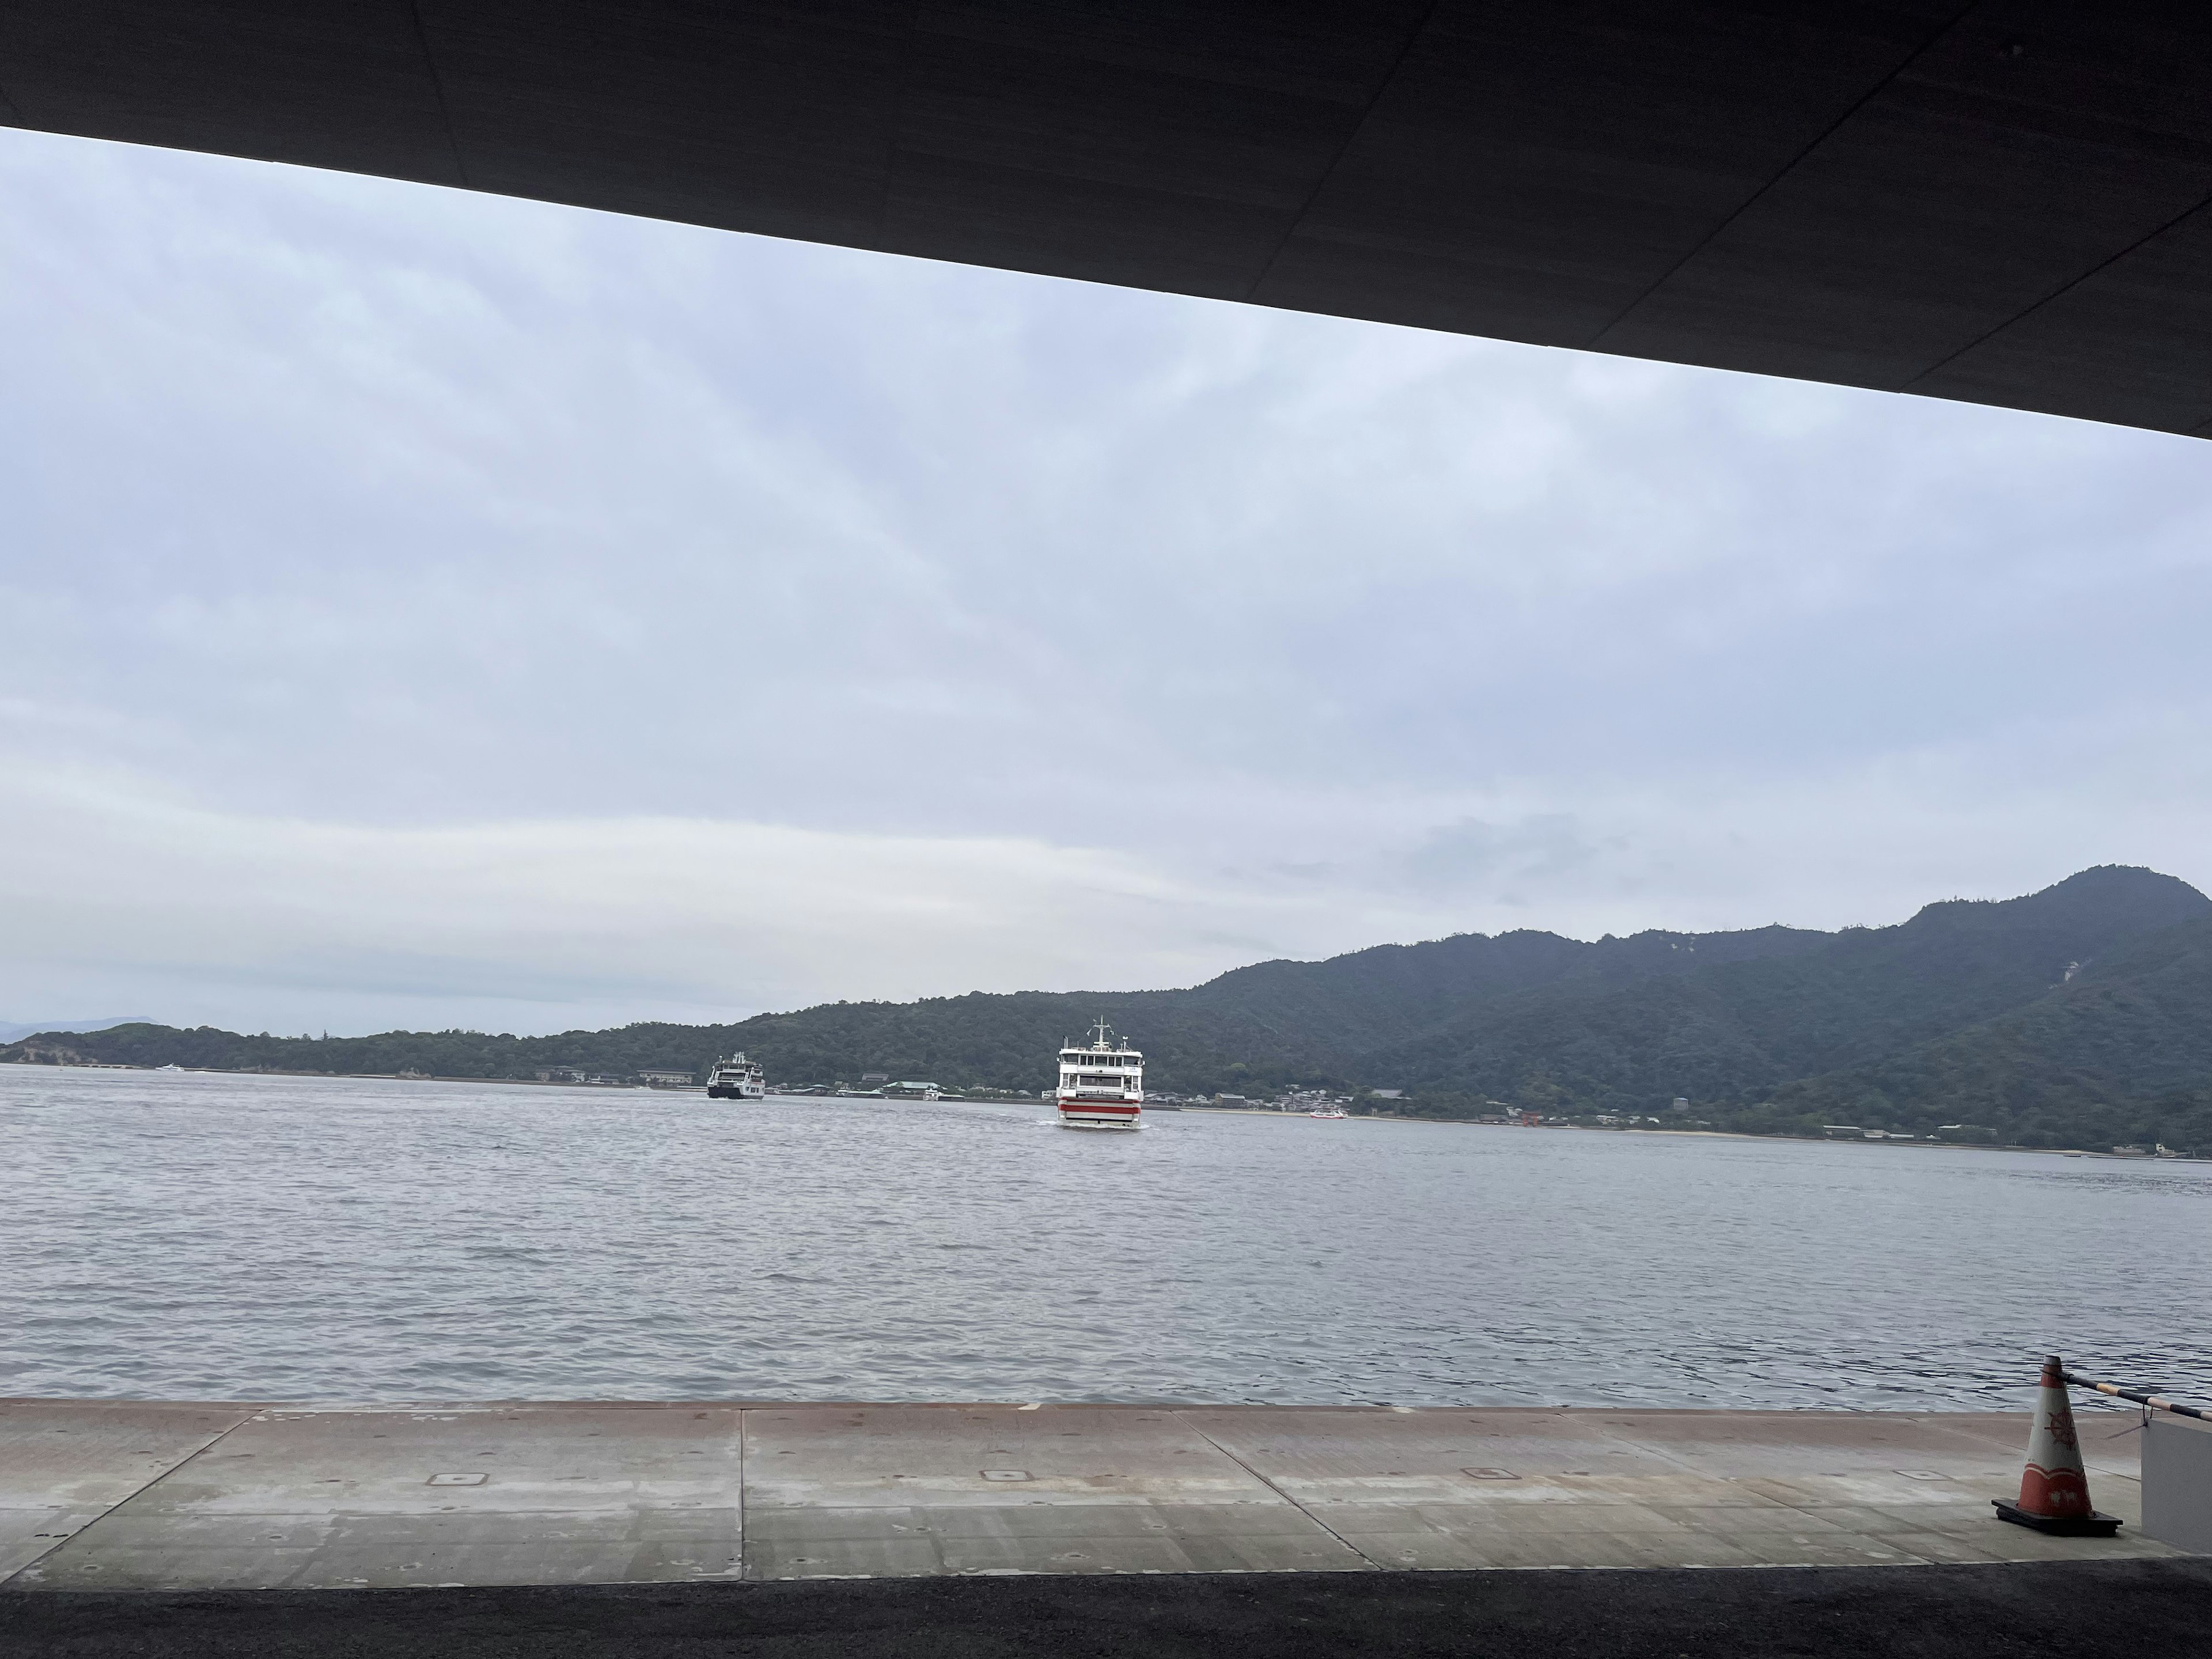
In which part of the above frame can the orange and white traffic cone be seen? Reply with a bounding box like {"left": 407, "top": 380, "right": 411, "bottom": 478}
{"left": 1993, "top": 1354, "right": 2120, "bottom": 1536}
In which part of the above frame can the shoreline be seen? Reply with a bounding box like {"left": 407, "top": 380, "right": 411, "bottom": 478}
{"left": 3, "top": 1061, "right": 2200, "bottom": 1160}
{"left": 1172, "top": 1103, "right": 2197, "bottom": 1160}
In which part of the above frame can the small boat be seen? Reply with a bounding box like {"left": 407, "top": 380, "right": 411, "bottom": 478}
{"left": 704, "top": 1052, "right": 767, "bottom": 1100}
{"left": 1309, "top": 1105, "right": 1347, "bottom": 1119}
{"left": 1055, "top": 1019, "right": 1142, "bottom": 1131}
{"left": 154, "top": 1063, "right": 184, "bottom": 1073}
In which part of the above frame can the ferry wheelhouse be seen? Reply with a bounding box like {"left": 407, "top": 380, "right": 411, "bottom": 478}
{"left": 705, "top": 1052, "right": 766, "bottom": 1100}
{"left": 1055, "top": 1020, "right": 1142, "bottom": 1130}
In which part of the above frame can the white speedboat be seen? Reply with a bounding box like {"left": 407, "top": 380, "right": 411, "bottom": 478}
{"left": 1054, "top": 1020, "right": 1142, "bottom": 1131}
{"left": 705, "top": 1052, "right": 767, "bottom": 1100}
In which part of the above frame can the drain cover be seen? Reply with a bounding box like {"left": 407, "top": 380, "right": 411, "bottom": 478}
{"left": 1461, "top": 1468, "right": 1518, "bottom": 1480}
{"left": 980, "top": 1469, "right": 1032, "bottom": 1482}
{"left": 426, "top": 1473, "right": 488, "bottom": 1487}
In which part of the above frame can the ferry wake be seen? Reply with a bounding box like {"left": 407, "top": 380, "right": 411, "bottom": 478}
{"left": 1055, "top": 1020, "right": 1142, "bottom": 1131}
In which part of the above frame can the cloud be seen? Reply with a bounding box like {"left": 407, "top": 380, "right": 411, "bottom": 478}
{"left": 1396, "top": 816, "right": 1601, "bottom": 903}
{"left": 4, "top": 126, "right": 2212, "bottom": 1032}
{"left": 0, "top": 759, "right": 1438, "bottom": 1031}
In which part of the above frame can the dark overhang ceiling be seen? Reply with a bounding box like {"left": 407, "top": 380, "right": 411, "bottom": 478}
{"left": 5, "top": 3, "right": 2211, "bottom": 435}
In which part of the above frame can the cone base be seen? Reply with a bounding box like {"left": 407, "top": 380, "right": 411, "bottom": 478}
{"left": 1993, "top": 1498, "right": 2122, "bottom": 1536}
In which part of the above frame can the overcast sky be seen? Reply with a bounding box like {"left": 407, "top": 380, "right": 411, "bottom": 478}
{"left": 6, "top": 127, "right": 2212, "bottom": 1037}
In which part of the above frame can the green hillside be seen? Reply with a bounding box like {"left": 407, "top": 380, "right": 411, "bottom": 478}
{"left": 7, "top": 866, "right": 2210, "bottom": 1152}
{"left": 1774, "top": 913, "right": 2212, "bottom": 1151}
{"left": 0, "top": 924, "right": 1835, "bottom": 1096}
{"left": 1362, "top": 865, "right": 2212, "bottom": 1107}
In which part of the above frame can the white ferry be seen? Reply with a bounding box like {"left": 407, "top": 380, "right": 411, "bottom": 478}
{"left": 1055, "top": 1020, "right": 1142, "bottom": 1130}
{"left": 705, "top": 1052, "right": 766, "bottom": 1100}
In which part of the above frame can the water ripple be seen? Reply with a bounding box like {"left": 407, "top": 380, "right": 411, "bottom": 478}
{"left": 3, "top": 1067, "right": 2209, "bottom": 1410}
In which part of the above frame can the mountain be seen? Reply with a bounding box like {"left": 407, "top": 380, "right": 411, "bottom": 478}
{"left": 1774, "top": 910, "right": 2212, "bottom": 1151}
{"left": 715, "top": 921, "right": 1836, "bottom": 1097}
{"left": 1363, "top": 865, "right": 2211, "bottom": 1099}
{"left": 0, "top": 1016, "right": 153, "bottom": 1044}
{"left": 6, "top": 867, "right": 2209, "bottom": 1152}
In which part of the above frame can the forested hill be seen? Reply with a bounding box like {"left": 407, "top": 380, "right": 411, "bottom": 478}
{"left": 0, "top": 921, "right": 1843, "bottom": 1099}
{"left": 9, "top": 866, "right": 2211, "bottom": 1152}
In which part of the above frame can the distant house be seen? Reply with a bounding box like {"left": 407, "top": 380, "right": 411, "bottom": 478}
{"left": 882, "top": 1081, "right": 941, "bottom": 1100}
{"left": 536, "top": 1067, "right": 587, "bottom": 1084}
{"left": 1369, "top": 1089, "right": 1404, "bottom": 1100}
{"left": 638, "top": 1069, "right": 694, "bottom": 1088}
{"left": 862, "top": 1072, "right": 890, "bottom": 1084}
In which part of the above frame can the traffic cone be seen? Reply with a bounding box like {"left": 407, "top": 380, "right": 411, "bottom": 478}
{"left": 1993, "top": 1354, "right": 2120, "bottom": 1536}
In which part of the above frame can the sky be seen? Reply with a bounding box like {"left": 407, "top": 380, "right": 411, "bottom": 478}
{"left": 5, "top": 127, "right": 2212, "bottom": 1037}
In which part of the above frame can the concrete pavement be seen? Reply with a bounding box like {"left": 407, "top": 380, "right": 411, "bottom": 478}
{"left": 1, "top": 1399, "right": 2186, "bottom": 1591}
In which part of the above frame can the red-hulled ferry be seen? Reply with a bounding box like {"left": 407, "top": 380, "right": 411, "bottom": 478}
{"left": 1055, "top": 1020, "right": 1142, "bottom": 1131}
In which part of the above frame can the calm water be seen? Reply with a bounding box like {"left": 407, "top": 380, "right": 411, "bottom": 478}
{"left": 6, "top": 1066, "right": 2209, "bottom": 1410}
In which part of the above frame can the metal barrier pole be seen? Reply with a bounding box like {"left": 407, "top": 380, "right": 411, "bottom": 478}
{"left": 2062, "top": 1372, "right": 2212, "bottom": 1423}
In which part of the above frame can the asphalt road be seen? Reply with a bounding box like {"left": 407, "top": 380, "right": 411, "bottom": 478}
{"left": 6, "top": 1560, "right": 2211, "bottom": 1658}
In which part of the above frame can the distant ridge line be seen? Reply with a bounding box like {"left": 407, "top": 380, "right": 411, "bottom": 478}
{"left": 5, "top": 869, "right": 2209, "bottom": 1156}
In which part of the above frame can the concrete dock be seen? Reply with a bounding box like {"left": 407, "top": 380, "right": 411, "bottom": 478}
{"left": 1, "top": 1399, "right": 2190, "bottom": 1590}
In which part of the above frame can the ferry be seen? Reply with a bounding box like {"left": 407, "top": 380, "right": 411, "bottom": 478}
{"left": 1055, "top": 1020, "right": 1143, "bottom": 1130}
{"left": 705, "top": 1052, "right": 767, "bottom": 1100}
{"left": 1309, "top": 1105, "right": 1347, "bottom": 1119}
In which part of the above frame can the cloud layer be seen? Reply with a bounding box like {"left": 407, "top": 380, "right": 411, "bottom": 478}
{"left": 5, "top": 128, "right": 2211, "bottom": 1033}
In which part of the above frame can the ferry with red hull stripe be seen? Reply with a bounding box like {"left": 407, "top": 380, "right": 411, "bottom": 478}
{"left": 1056, "top": 1020, "right": 1142, "bottom": 1131}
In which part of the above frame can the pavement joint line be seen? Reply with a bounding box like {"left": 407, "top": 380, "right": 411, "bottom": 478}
{"left": 1585, "top": 1416, "right": 1850, "bottom": 1543}
{"left": 1169, "top": 1410, "right": 1383, "bottom": 1571}
{"left": 4, "top": 1403, "right": 2177, "bottom": 1589}
{"left": 1586, "top": 1411, "right": 1737, "bottom": 1480}
{"left": 1912, "top": 1410, "right": 2141, "bottom": 1485}
{"left": 1, "top": 1405, "right": 266, "bottom": 1589}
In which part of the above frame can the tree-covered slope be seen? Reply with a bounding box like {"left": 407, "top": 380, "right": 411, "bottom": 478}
{"left": 1692, "top": 863, "right": 2210, "bottom": 1078}
{"left": 7, "top": 868, "right": 2209, "bottom": 1151}
{"left": 0, "top": 921, "right": 1836, "bottom": 1094}
{"left": 1772, "top": 913, "right": 2212, "bottom": 1150}
{"left": 1359, "top": 867, "right": 2211, "bottom": 1109}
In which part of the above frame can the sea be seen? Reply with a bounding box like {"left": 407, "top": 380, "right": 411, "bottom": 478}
{"left": 6, "top": 1066, "right": 2209, "bottom": 1411}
